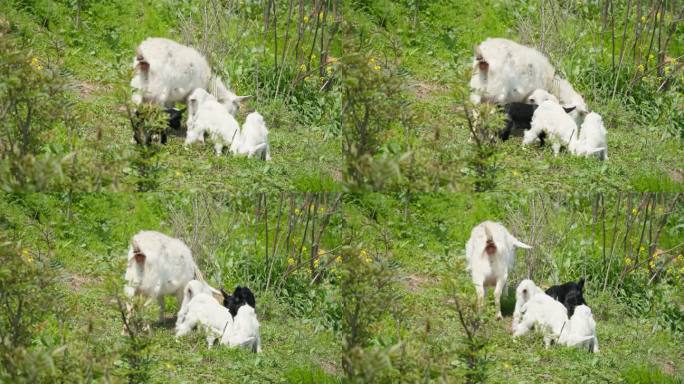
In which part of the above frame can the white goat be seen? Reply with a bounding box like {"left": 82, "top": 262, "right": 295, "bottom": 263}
{"left": 577, "top": 112, "right": 608, "bottom": 161}
{"left": 130, "top": 37, "right": 249, "bottom": 115}
{"left": 184, "top": 88, "right": 240, "bottom": 155}
{"left": 176, "top": 280, "right": 224, "bottom": 327}
{"left": 513, "top": 292, "right": 568, "bottom": 347}
{"left": 552, "top": 76, "right": 589, "bottom": 126}
{"left": 175, "top": 293, "right": 233, "bottom": 348}
{"left": 469, "top": 38, "right": 555, "bottom": 105}
{"left": 124, "top": 231, "right": 201, "bottom": 322}
{"left": 512, "top": 279, "right": 544, "bottom": 330}
{"left": 230, "top": 111, "right": 271, "bottom": 160}
{"left": 523, "top": 95, "right": 580, "bottom": 156}
{"left": 176, "top": 293, "right": 262, "bottom": 352}
{"left": 558, "top": 304, "right": 600, "bottom": 353}
{"left": 466, "top": 221, "right": 532, "bottom": 320}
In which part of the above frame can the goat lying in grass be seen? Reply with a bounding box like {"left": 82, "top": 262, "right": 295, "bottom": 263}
{"left": 545, "top": 277, "right": 587, "bottom": 317}
{"left": 499, "top": 102, "right": 577, "bottom": 145}
{"left": 523, "top": 89, "right": 582, "bottom": 156}
{"left": 175, "top": 291, "right": 262, "bottom": 352}
{"left": 221, "top": 286, "right": 257, "bottom": 317}
{"left": 512, "top": 279, "right": 544, "bottom": 330}
{"left": 230, "top": 111, "right": 272, "bottom": 160}
{"left": 184, "top": 88, "right": 240, "bottom": 155}
{"left": 176, "top": 280, "right": 224, "bottom": 327}
{"left": 577, "top": 112, "right": 608, "bottom": 161}
{"left": 466, "top": 221, "right": 532, "bottom": 320}
{"left": 514, "top": 291, "right": 599, "bottom": 352}
{"left": 124, "top": 231, "right": 202, "bottom": 323}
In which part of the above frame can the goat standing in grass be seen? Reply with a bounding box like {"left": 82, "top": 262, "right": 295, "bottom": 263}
{"left": 465, "top": 221, "right": 532, "bottom": 320}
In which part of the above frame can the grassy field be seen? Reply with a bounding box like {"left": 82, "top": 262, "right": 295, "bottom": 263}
{"left": 343, "top": 1, "right": 684, "bottom": 191}
{"left": 1, "top": 1, "right": 342, "bottom": 192}
{"left": 1, "top": 193, "right": 682, "bottom": 383}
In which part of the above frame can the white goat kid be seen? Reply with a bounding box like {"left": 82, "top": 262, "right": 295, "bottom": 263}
{"left": 175, "top": 293, "right": 233, "bottom": 348}
{"left": 230, "top": 111, "right": 271, "bottom": 160}
{"left": 558, "top": 304, "right": 600, "bottom": 353}
{"left": 185, "top": 88, "right": 240, "bottom": 155}
{"left": 130, "top": 37, "right": 249, "bottom": 115}
{"left": 512, "top": 279, "right": 544, "bottom": 330}
{"left": 466, "top": 221, "right": 532, "bottom": 320}
{"left": 222, "top": 304, "right": 262, "bottom": 353}
{"left": 176, "top": 293, "right": 262, "bottom": 352}
{"left": 124, "top": 231, "right": 201, "bottom": 323}
{"left": 577, "top": 112, "right": 608, "bottom": 161}
{"left": 469, "top": 38, "right": 555, "bottom": 105}
{"left": 524, "top": 91, "right": 579, "bottom": 156}
{"left": 176, "top": 280, "right": 224, "bottom": 327}
{"left": 513, "top": 292, "right": 568, "bottom": 348}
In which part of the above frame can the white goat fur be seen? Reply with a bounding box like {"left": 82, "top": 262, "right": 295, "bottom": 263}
{"left": 175, "top": 293, "right": 262, "bottom": 352}
{"left": 577, "top": 112, "right": 608, "bottom": 161}
{"left": 231, "top": 111, "right": 271, "bottom": 160}
{"left": 513, "top": 292, "right": 568, "bottom": 347}
{"left": 512, "top": 279, "right": 544, "bottom": 330}
{"left": 124, "top": 231, "right": 199, "bottom": 322}
{"left": 469, "top": 38, "right": 555, "bottom": 105}
{"left": 185, "top": 88, "right": 240, "bottom": 155}
{"left": 523, "top": 99, "right": 579, "bottom": 156}
{"left": 465, "top": 221, "right": 532, "bottom": 319}
{"left": 558, "top": 305, "right": 599, "bottom": 353}
{"left": 130, "top": 37, "right": 248, "bottom": 115}
{"left": 176, "top": 280, "right": 223, "bottom": 327}
{"left": 552, "top": 76, "right": 589, "bottom": 126}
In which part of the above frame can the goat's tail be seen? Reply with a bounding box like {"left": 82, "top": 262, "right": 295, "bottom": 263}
{"left": 510, "top": 235, "right": 532, "bottom": 249}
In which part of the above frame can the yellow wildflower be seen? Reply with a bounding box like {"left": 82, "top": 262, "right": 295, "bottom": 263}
{"left": 303, "top": 246, "right": 308, "bottom": 254}
{"left": 649, "top": 54, "right": 655, "bottom": 61}
{"left": 632, "top": 208, "right": 638, "bottom": 215}
{"left": 637, "top": 64, "right": 645, "bottom": 72}
{"left": 318, "top": 206, "right": 326, "bottom": 214}
{"left": 639, "top": 245, "right": 645, "bottom": 253}
{"left": 326, "top": 66, "right": 333, "bottom": 76}
{"left": 30, "top": 57, "right": 43, "bottom": 71}
{"left": 175, "top": 171, "right": 182, "bottom": 177}
{"left": 649, "top": 259, "right": 655, "bottom": 268}
{"left": 336, "top": 255, "right": 342, "bottom": 263}
{"left": 641, "top": 15, "right": 646, "bottom": 23}
{"left": 369, "top": 57, "right": 376, "bottom": 65}
{"left": 624, "top": 257, "right": 633, "bottom": 266}
{"left": 680, "top": 267, "right": 684, "bottom": 275}
{"left": 299, "top": 64, "right": 307, "bottom": 73}
{"left": 294, "top": 208, "right": 301, "bottom": 216}
{"left": 512, "top": 170, "right": 520, "bottom": 177}
{"left": 373, "top": 65, "right": 381, "bottom": 71}
{"left": 303, "top": 15, "right": 309, "bottom": 23}
{"left": 677, "top": 254, "right": 683, "bottom": 262}
{"left": 664, "top": 66, "right": 671, "bottom": 75}
{"left": 22, "top": 248, "right": 33, "bottom": 264}
{"left": 318, "top": 12, "right": 324, "bottom": 22}
{"left": 313, "top": 259, "right": 319, "bottom": 268}
{"left": 360, "top": 249, "right": 367, "bottom": 258}
{"left": 318, "top": 248, "right": 326, "bottom": 257}
{"left": 287, "top": 258, "right": 295, "bottom": 266}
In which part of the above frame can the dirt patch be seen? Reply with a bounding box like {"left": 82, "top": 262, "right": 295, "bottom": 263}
{"left": 78, "top": 81, "right": 99, "bottom": 98}
{"left": 667, "top": 168, "right": 684, "bottom": 184}
{"left": 658, "top": 359, "right": 677, "bottom": 376}
{"left": 319, "top": 359, "right": 339, "bottom": 375}
{"left": 413, "top": 81, "right": 447, "bottom": 101}
{"left": 400, "top": 273, "right": 430, "bottom": 292}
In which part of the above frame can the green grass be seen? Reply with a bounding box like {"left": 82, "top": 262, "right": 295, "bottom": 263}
{"left": 345, "top": 0, "right": 684, "bottom": 191}
{"left": 1, "top": 0, "right": 342, "bottom": 192}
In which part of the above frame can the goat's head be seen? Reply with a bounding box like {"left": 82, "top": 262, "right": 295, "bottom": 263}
{"left": 221, "top": 286, "right": 256, "bottom": 318}
{"left": 563, "top": 278, "right": 587, "bottom": 316}
{"left": 131, "top": 240, "right": 145, "bottom": 264}
{"left": 526, "top": 89, "right": 558, "bottom": 105}
{"left": 134, "top": 48, "right": 149, "bottom": 72}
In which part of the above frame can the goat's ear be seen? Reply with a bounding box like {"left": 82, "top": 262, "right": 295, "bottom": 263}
{"left": 220, "top": 288, "right": 229, "bottom": 298}
{"left": 563, "top": 106, "right": 577, "bottom": 113}
{"left": 234, "top": 95, "right": 252, "bottom": 103}
{"left": 578, "top": 277, "right": 585, "bottom": 290}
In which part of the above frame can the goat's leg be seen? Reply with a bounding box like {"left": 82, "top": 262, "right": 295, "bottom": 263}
{"left": 494, "top": 277, "right": 506, "bottom": 320}
{"left": 157, "top": 296, "right": 165, "bottom": 323}
{"left": 474, "top": 282, "right": 485, "bottom": 311}
{"left": 552, "top": 142, "right": 561, "bottom": 156}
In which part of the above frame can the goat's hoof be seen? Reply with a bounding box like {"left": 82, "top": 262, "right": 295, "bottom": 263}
{"left": 496, "top": 314, "right": 503, "bottom": 320}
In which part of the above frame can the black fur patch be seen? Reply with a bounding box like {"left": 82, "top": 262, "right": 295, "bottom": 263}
{"left": 545, "top": 277, "right": 586, "bottom": 316}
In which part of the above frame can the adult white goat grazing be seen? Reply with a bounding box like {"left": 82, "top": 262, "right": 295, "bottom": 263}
{"left": 124, "top": 231, "right": 203, "bottom": 322}
{"left": 513, "top": 292, "right": 568, "bottom": 347}
{"left": 130, "top": 37, "right": 250, "bottom": 115}
{"left": 577, "top": 112, "right": 608, "bottom": 161}
{"left": 512, "top": 279, "right": 544, "bottom": 330}
{"left": 469, "top": 38, "right": 555, "bottom": 105}
{"left": 176, "top": 293, "right": 262, "bottom": 352}
{"left": 176, "top": 280, "right": 224, "bottom": 327}
{"left": 184, "top": 88, "right": 240, "bottom": 155}
{"left": 230, "top": 111, "right": 272, "bottom": 160}
{"left": 558, "top": 304, "right": 599, "bottom": 353}
{"left": 465, "top": 221, "right": 532, "bottom": 320}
